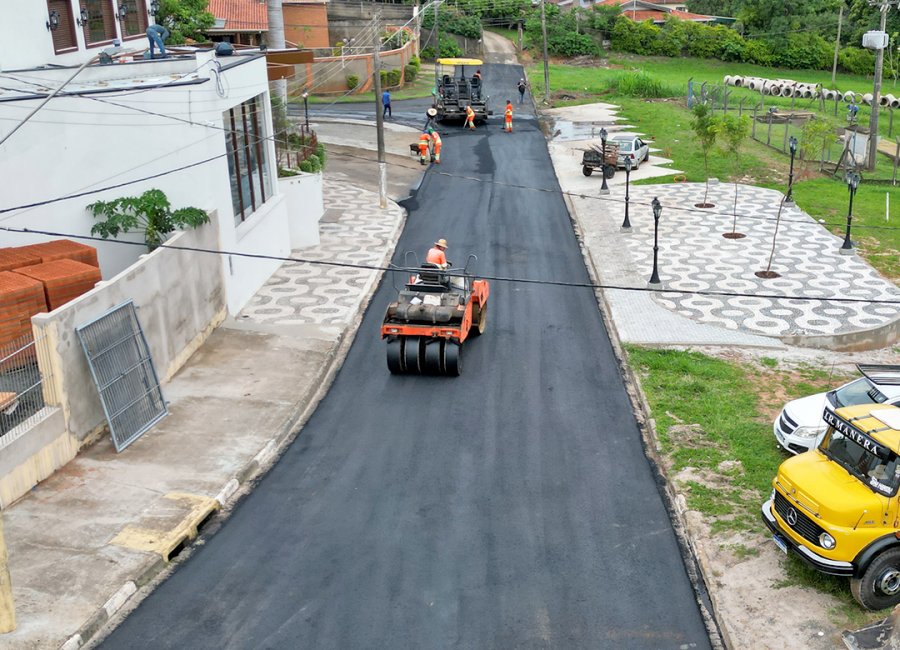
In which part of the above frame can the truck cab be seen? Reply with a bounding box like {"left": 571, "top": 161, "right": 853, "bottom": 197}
{"left": 762, "top": 403, "right": 900, "bottom": 610}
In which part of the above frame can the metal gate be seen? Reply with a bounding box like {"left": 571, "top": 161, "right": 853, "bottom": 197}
{"left": 77, "top": 301, "right": 167, "bottom": 452}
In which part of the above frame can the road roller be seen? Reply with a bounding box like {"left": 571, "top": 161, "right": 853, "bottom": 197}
{"left": 381, "top": 259, "right": 490, "bottom": 376}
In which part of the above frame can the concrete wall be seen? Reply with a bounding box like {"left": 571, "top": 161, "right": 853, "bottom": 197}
{"left": 280, "top": 173, "right": 323, "bottom": 248}
{"left": 31, "top": 217, "right": 226, "bottom": 444}
{"left": 327, "top": 3, "right": 414, "bottom": 45}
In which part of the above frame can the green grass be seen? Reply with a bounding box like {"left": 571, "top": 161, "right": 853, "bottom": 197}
{"left": 485, "top": 26, "right": 519, "bottom": 46}
{"left": 527, "top": 59, "right": 900, "bottom": 281}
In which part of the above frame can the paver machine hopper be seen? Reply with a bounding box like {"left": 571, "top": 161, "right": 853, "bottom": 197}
{"left": 382, "top": 254, "right": 490, "bottom": 376}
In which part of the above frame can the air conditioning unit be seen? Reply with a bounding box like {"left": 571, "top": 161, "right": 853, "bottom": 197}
{"left": 863, "top": 31, "right": 889, "bottom": 51}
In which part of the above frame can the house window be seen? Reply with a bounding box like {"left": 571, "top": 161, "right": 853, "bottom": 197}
{"left": 119, "top": 0, "right": 148, "bottom": 38}
{"left": 47, "top": 0, "right": 78, "bottom": 53}
{"left": 82, "top": 0, "right": 117, "bottom": 45}
{"left": 224, "top": 95, "right": 272, "bottom": 225}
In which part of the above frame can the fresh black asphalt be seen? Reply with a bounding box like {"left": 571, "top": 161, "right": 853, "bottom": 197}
{"left": 101, "top": 64, "right": 712, "bottom": 649}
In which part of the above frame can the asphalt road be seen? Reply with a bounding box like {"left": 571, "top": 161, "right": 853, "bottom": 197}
{"left": 100, "top": 64, "right": 712, "bottom": 649}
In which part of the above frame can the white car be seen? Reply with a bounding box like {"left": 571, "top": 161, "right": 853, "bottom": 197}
{"left": 774, "top": 365, "right": 900, "bottom": 454}
{"left": 610, "top": 135, "right": 650, "bottom": 169}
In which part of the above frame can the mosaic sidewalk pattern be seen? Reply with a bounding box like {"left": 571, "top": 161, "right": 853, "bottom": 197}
{"left": 618, "top": 183, "right": 900, "bottom": 337}
{"left": 239, "top": 180, "right": 404, "bottom": 326}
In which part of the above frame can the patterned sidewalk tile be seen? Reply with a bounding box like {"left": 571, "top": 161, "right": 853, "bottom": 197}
{"left": 239, "top": 179, "right": 404, "bottom": 326}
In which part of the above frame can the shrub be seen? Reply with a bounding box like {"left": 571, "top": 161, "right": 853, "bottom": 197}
{"left": 410, "top": 55, "right": 421, "bottom": 70}
{"left": 386, "top": 68, "right": 402, "bottom": 87}
{"left": 346, "top": 74, "right": 359, "bottom": 90}
{"left": 775, "top": 33, "right": 831, "bottom": 70}
{"left": 278, "top": 167, "right": 300, "bottom": 178}
{"left": 839, "top": 46, "right": 875, "bottom": 75}
{"left": 743, "top": 39, "right": 775, "bottom": 66}
{"left": 404, "top": 64, "right": 417, "bottom": 83}
{"left": 605, "top": 72, "right": 680, "bottom": 98}
{"left": 88, "top": 189, "right": 209, "bottom": 250}
{"left": 316, "top": 142, "right": 327, "bottom": 167}
{"left": 380, "top": 69, "right": 388, "bottom": 87}
{"left": 306, "top": 154, "right": 321, "bottom": 173}
{"left": 421, "top": 46, "right": 435, "bottom": 60}
{"left": 299, "top": 159, "right": 314, "bottom": 173}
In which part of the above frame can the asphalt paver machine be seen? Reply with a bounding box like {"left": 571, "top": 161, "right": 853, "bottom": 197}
{"left": 434, "top": 57, "right": 490, "bottom": 124}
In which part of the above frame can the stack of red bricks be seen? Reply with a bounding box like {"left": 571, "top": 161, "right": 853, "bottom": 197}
{"left": 0, "top": 240, "right": 101, "bottom": 350}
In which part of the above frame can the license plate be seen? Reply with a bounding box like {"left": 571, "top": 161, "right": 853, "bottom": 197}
{"left": 773, "top": 534, "right": 789, "bottom": 555}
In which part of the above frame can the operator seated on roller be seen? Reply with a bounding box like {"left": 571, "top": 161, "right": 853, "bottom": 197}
{"left": 426, "top": 238, "right": 450, "bottom": 269}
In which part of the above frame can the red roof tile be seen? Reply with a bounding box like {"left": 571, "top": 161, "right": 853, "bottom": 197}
{"left": 208, "top": 0, "right": 268, "bottom": 32}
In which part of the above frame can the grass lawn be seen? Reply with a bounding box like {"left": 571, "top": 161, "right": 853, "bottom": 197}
{"left": 624, "top": 346, "right": 890, "bottom": 622}
{"left": 484, "top": 26, "right": 520, "bottom": 46}
{"left": 527, "top": 61, "right": 900, "bottom": 281}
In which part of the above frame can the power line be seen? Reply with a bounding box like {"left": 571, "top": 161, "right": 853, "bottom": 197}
{"left": 1, "top": 223, "right": 897, "bottom": 306}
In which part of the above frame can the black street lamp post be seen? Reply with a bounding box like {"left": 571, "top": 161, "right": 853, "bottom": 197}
{"left": 648, "top": 197, "right": 662, "bottom": 288}
{"left": 302, "top": 92, "right": 310, "bottom": 131}
{"left": 785, "top": 136, "right": 798, "bottom": 205}
{"left": 621, "top": 156, "right": 632, "bottom": 230}
{"left": 841, "top": 170, "right": 860, "bottom": 254}
{"left": 599, "top": 127, "right": 610, "bottom": 195}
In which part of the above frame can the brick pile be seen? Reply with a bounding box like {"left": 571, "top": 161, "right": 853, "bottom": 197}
{"left": 0, "top": 272, "right": 48, "bottom": 349}
{"left": 0, "top": 248, "right": 42, "bottom": 273}
{"left": 19, "top": 239, "right": 99, "bottom": 267}
{"left": 14, "top": 260, "right": 102, "bottom": 311}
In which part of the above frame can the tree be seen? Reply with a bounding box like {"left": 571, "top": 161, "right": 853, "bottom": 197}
{"left": 156, "top": 0, "right": 215, "bottom": 44}
{"left": 799, "top": 116, "right": 838, "bottom": 172}
{"left": 88, "top": 189, "right": 210, "bottom": 250}
{"left": 691, "top": 102, "right": 720, "bottom": 207}
{"left": 719, "top": 114, "right": 750, "bottom": 236}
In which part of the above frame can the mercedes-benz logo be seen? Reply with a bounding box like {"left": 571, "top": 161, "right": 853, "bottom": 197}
{"left": 786, "top": 507, "right": 798, "bottom": 527}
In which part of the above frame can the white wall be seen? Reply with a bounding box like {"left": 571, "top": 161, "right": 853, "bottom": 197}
{"left": 280, "top": 173, "right": 323, "bottom": 249}
{"left": 0, "top": 51, "right": 307, "bottom": 315}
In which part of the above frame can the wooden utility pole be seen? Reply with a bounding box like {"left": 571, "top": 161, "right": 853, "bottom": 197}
{"left": 868, "top": 1, "right": 892, "bottom": 170}
{"left": 831, "top": 4, "right": 843, "bottom": 86}
{"left": 540, "top": 0, "right": 550, "bottom": 103}
{"left": 373, "top": 15, "right": 387, "bottom": 209}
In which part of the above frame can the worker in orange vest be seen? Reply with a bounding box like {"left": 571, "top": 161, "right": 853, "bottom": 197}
{"left": 429, "top": 128, "right": 442, "bottom": 163}
{"left": 426, "top": 238, "right": 449, "bottom": 268}
{"left": 504, "top": 100, "right": 513, "bottom": 133}
{"left": 464, "top": 104, "right": 476, "bottom": 130}
{"left": 418, "top": 131, "right": 431, "bottom": 165}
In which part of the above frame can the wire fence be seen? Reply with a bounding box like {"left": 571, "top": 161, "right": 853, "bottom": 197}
{"left": 0, "top": 333, "right": 56, "bottom": 443}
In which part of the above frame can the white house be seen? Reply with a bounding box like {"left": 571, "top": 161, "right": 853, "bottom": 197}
{"left": 0, "top": 0, "right": 319, "bottom": 314}
{"left": 0, "top": 1, "right": 324, "bottom": 507}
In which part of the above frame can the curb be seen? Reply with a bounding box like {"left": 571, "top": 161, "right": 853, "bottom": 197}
{"left": 559, "top": 157, "right": 731, "bottom": 648}
{"left": 59, "top": 188, "right": 409, "bottom": 650}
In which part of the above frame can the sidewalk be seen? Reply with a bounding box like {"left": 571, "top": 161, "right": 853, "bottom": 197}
{"left": 1, "top": 178, "right": 407, "bottom": 650}
{"left": 544, "top": 102, "right": 900, "bottom": 350}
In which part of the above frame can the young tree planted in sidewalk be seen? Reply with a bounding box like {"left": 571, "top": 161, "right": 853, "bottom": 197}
{"left": 799, "top": 116, "right": 838, "bottom": 173}
{"left": 88, "top": 189, "right": 209, "bottom": 251}
{"left": 691, "top": 102, "right": 720, "bottom": 208}
{"left": 719, "top": 113, "right": 750, "bottom": 238}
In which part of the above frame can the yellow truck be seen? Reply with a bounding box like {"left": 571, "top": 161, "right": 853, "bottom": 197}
{"left": 762, "top": 403, "right": 900, "bottom": 610}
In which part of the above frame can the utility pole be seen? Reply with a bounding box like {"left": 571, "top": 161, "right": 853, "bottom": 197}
{"left": 868, "top": 0, "right": 892, "bottom": 170}
{"left": 540, "top": 0, "right": 550, "bottom": 103}
{"left": 831, "top": 4, "right": 843, "bottom": 86}
{"left": 434, "top": 0, "right": 441, "bottom": 90}
{"left": 373, "top": 15, "right": 388, "bottom": 209}
{"left": 267, "top": 0, "right": 287, "bottom": 105}
{"left": 517, "top": 20, "right": 523, "bottom": 52}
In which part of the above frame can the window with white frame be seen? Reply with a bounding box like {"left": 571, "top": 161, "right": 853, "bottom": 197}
{"left": 224, "top": 94, "right": 272, "bottom": 225}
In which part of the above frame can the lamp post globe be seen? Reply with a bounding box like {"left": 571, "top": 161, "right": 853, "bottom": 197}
{"left": 841, "top": 170, "right": 860, "bottom": 254}
{"left": 648, "top": 197, "right": 663, "bottom": 288}
{"left": 621, "top": 155, "right": 632, "bottom": 230}
{"left": 599, "top": 127, "right": 610, "bottom": 195}
{"left": 785, "top": 136, "right": 798, "bottom": 205}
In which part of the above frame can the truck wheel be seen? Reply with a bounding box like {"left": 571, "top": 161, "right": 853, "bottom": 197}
{"left": 851, "top": 548, "right": 900, "bottom": 610}
{"left": 604, "top": 164, "right": 616, "bottom": 180}
{"left": 582, "top": 166, "right": 593, "bottom": 177}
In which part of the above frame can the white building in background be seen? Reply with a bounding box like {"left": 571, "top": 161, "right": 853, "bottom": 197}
{"left": 0, "top": 0, "right": 320, "bottom": 313}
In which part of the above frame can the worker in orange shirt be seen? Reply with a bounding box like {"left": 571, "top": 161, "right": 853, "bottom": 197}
{"left": 464, "top": 104, "right": 476, "bottom": 130}
{"left": 504, "top": 100, "right": 513, "bottom": 133}
{"left": 426, "top": 238, "right": 449, "bottom": 268}
{"left": 418, "top": 131, "right": 431, "bottom": 165}
{"left": 429, "top": 128, "right": 442, "bottom": 163}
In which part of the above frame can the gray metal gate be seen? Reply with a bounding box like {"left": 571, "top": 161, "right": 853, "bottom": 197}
{"left": 77, "top": 301, "right": 167, "bottom": 452}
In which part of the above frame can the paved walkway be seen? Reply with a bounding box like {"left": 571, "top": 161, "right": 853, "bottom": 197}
{"left": 546, "top": 102, "right": 900, "bottom": 348}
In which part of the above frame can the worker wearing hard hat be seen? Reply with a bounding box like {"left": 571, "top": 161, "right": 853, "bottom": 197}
{"left": 426, "top": 239, "right": 449, "bottom": 268}
{"left": 464, "top": 105, "right": 476, "bottom": 130}
{"left": 504, "top": 100, "right": 513, "bottom": 133}
{"left": 418, "top": 131, "right": 431, "bottom": 165}
{"left": 429, "top": 128, "right": 442, "bottom": 164}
